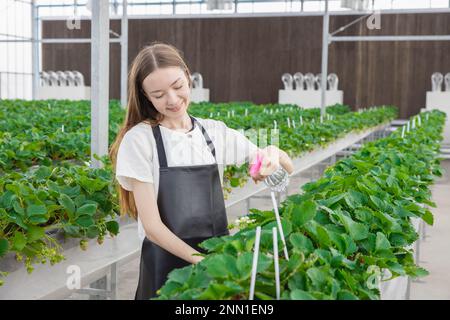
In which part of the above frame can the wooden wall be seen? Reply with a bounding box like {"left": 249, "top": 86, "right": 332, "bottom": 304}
{"left": 42, "top": 13, "right": 450, "bottom": 118}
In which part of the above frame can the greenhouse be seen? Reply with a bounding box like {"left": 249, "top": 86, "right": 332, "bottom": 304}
{"left": 0, "top": 0, "right": 449, "bottom": 304}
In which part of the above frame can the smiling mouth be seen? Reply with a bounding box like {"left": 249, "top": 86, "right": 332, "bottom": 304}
{"left": 168, "top": 103, "right": 183, "bottom": 112}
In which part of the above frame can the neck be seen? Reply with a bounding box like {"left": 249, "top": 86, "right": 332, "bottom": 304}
{"left": 160, "top": 113, "right": 191, "bottom": 131}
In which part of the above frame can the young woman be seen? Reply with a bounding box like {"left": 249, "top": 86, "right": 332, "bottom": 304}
{"left": 109, "top": 42, "right": 294, "bottom": 300}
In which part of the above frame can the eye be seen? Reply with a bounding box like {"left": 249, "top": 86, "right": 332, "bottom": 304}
{"left": 155, "top": 94, "right": 164, "bottom": 99}
{"left": 175, "top": 85, "right": 182, "bottom": 90}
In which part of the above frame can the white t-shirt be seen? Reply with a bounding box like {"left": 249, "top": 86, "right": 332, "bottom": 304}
{"left": 115, "top": 117, "right": 259, "bottom": 241}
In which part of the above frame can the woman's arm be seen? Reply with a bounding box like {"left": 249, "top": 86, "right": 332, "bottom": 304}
{"left": 131, "top": 179, "right": 204, "bottom": 264}
{"left": 278, "top": 147, "right": 295, "bottom": 174}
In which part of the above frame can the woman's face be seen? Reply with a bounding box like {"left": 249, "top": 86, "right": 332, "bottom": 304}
{"left": 142, "top": 66, "right": 191, "bottom": 119}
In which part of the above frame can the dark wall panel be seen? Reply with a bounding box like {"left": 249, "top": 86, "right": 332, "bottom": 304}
{"left": 328, "top": 13, "right": 450, "bottom": 118}
{"left": 42, "top": 13, "right": 450, "bottom": 118}
{"left": 42, "top": 20, "right": 121, "bottom": 100}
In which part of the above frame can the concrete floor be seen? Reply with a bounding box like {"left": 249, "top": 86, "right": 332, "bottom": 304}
{"left": 410, "top": 159, "right": 450, "bottom": 299}
{"left": 71, "top": 159, "right": 450, "bottom": 300}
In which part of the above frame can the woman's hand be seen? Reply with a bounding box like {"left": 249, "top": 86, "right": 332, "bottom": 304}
{"left": 250, "top": 146, "right": 294, "bottom": 184}
{"left": 191, "top": 254, "right": 204, "bottom": 265}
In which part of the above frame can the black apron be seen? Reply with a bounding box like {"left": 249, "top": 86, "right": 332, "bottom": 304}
{"left": 134, "top": 115, "right": 229, "bottom": 300}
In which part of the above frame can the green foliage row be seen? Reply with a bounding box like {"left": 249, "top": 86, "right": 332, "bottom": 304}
{"left": 155, "top": 110, "right": 445, "bottom": 300}
{"left": 0, "top": 100, "right": 393, "bottom": 287}
{"left": 222, "top": 106, "right": 397, "bottom": 195}
{"left": 0, "top": 100, "right": 124, "bottom": 173}
{"left": 0, "top": 156, "right": 119, "bottom": 284}
{"left": 0, "top": 100, "right": 347, "bottom": 174}
{"left": 189, "top": 102, "right": 350, "bottom": 130}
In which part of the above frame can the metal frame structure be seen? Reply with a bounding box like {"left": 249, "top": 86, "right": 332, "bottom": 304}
{"left": 0, "top": 0, "right": 34, "bottom": 99}
{"left": 37, "top": 7, "right": 450, "bottom": 20}
{"left": 32, "top": 0, "right": 39, "bottom": 100}
{"left": 121, "top": 0, "right": 128, "bottom": 108}
{"left": 90, "top": 0, "right": 110, "bottom": 169}
{"left": 319, "top": 1, "right": 450, "bottom": 117}
{"left": 2, "top": 3, "right": 450, "bottom": 98}
{"left": 32, "top": 5, "right": 450, "bottom": 109}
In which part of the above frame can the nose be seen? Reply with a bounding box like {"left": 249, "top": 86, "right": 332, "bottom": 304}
{"left": 166, "top": 89, "right": 178, "bottom": 106}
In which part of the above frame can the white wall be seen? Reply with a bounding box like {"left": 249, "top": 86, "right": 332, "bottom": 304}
{"left": 0, "top": 0, "right": 32, "bottom": 100}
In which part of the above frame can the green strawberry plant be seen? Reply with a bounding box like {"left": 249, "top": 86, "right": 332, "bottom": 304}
{"left": 0, "top": 155, "right": 119, "bottom": 285}
{"left": 155, "top": 110, "right": 445, "bottom": 300}
{"left": 0, "top": 99, "right": 395, "bottom": 286}
{"left": 0, "top": 100, "right": 347, "bottom": 174}
{"left": 0, "top": 100, "right": 125, "bottom": 173}
{"left": 222, "top": 106, "right": 397, "bottom": 198}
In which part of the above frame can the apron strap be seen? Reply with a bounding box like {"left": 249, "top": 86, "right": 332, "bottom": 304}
{"left": 152, "top": 124, "right": 168, "bottom": 168}
{"left": 152, "top": 115, "right": 216, "bottom": 168}
{"left": 191, "top": 116, "right": 216, "bottom": 159}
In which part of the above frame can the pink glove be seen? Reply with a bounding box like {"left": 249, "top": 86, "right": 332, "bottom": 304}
{"left": 249, "top": 153, "right": 263, "bottom": 178}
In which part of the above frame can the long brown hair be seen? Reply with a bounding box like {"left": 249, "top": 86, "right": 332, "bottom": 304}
{"left": 109, "top": 42, "right": 193, "bottom": 219}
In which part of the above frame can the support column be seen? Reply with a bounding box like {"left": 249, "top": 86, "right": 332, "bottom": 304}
{"left": 120, "top": 0, "right": 128, "bottom": 109}
{"left": 320, "top": 0, "right": 329, "bottom": 118}
{"left": 91, "top": 0, "right": 110, "bottom": 169}
{"left": 31, "top": 0, "right": 39, "bottom": 100}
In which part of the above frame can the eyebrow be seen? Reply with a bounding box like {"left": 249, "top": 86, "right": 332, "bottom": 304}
{"left": 150, "top": 77, "right": 182, "bottom": 94}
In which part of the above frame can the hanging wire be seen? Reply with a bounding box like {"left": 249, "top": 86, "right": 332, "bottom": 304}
{"left": 23, "top": 1, "right": 26, "bottom": 98}
{"left": 24, "top": 0, "right": 30, "bottom": 98}
{"left": 6, "top": 0, "right": 10, "bottom": 99}
{"left": 14, "top": 1, "right": 18, "bottom": 98}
